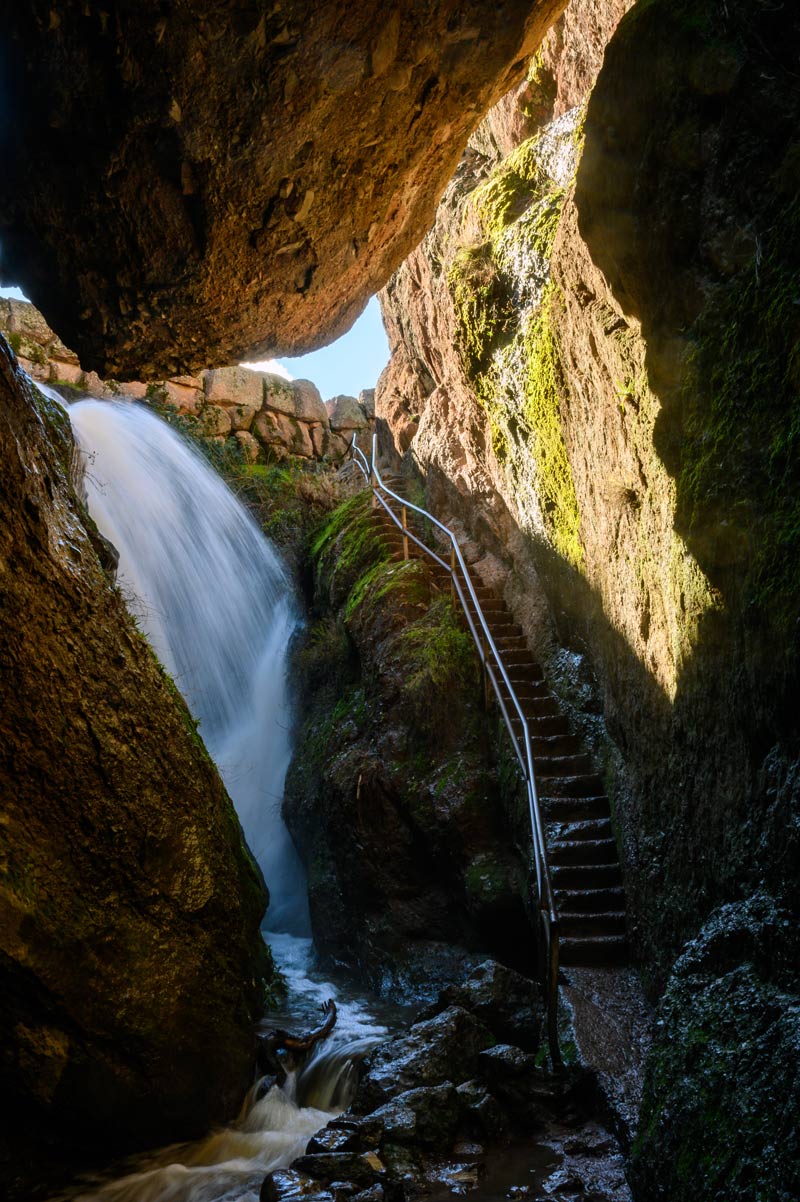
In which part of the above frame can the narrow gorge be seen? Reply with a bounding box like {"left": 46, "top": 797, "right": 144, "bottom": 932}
{"left": 1, "top": 2, "right": 797, "bottom": 1202}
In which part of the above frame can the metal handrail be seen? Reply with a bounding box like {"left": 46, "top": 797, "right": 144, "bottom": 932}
{"left": 351, "top": 433, "right": 561, "bottom": 1065}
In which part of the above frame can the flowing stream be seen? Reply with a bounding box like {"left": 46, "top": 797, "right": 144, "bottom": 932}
{"left": 53, "top": 397, "right": 394, "bottom": 1202}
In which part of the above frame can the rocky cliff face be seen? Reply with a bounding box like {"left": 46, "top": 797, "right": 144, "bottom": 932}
{"left": 375, "top": 0, "right": 800, "bottom": 1195}
{"left": 0, "top": 335, "right": 271, "bottom": 1191}
{"left": 0, "top": 0, "right": 568, "bottom": 379}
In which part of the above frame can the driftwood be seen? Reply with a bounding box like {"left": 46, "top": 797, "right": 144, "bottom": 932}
{"left": 256, "top": 999, "right": 338, "bottom": 1089}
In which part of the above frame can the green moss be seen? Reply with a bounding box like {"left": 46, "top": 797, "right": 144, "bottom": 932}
{"left": 521, "top": 288, "right": 583, "bottom": 567}
{"left": 678, "top": 195, "right": 800, "bottom": 627}
{"left": 7, "top": 331, "right": 22, "bottom": 354}
{"left": 472, "top": 137, "right": 549, "bottom": 242}
{"left": 448, "top": 243, "right": 515, "bottom": 387}
{"left": 398, "top": 596, "right": 479, "bottom": 715}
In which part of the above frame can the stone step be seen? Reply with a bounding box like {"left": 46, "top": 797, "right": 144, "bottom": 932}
{"left": 486, "top": 622, "right": 523, "bottom": 639}
{"left": 554, "top": 886, "right": 626, "bottom": 914}
{"left": 492, "top": 634, "right": 529, "bottom": 652}
{"left": 550, "top": 861, "right": 622, "bottom": 889}
{"left": 559, "top": 934, "right": 628, "bottom": 967}
{"left": 546, "top": 817, "right": 613, "bottom": 843}
{"left": 536, "top": 773, "right": 605, "bottom": 799}
{"left": 558, "top": 910, "right": 627, "bottom": 938}
{"left": 534, "top": 753, "right": 594, "bottom": 777}
{"left": 540, "top": 793, "right": 609, "bottom": 822}
{"left": 528, "top": 733, "right": 582, "bottom": 758}
{"left": 507, "top": 696, "right": 560, "bottom": 720}
{"left": 550, "top": 837, "right": 619, "bottom": 867}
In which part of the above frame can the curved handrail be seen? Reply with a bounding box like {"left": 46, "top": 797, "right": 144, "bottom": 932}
{"left": 351, "top": 433, "right": 561, "bottom": 1065}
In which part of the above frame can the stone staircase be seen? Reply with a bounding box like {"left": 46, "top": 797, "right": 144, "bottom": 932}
{"left": 373, "top": 501, "right": 627, "bottom": 969}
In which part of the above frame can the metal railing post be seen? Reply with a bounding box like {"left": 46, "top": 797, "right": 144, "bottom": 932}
{"left": 450, "top": 546, "right": 456, "bottom": 605}
{"left": 402, "top": 506, "right": 409, "bottom": 560}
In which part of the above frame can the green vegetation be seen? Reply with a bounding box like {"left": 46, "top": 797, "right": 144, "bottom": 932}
{"left": 521, "top": 289, "right": 583, "bottom": 567}
{"left": 398, "top": 595, "right": 479, "bottom": 720}
{"left": 472, "top": 137, "right": 548, "bottom": 242}
{"left": 448, "top": 244, "right": 515, "bottom": 388}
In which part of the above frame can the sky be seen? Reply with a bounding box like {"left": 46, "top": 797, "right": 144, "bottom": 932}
{"left": 0, "top": 284, "right": 391, "bottom": 400}
{"left": 245, "top": 295, "right": 391, "bottom": 399}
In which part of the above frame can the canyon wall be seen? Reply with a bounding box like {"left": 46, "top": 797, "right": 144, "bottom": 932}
{"left": 0, "top": 335, "right": 271, "bottom": 1190}
{"left": 376, "top": 0, "right": 799, "bottom": 1196}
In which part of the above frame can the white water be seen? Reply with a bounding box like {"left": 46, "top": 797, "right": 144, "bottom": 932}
{"left": 56, "top": 936, "right": 394, "bottom": 1202}
{"left": 68, "top": 398, "right": 309, "bottom": 935}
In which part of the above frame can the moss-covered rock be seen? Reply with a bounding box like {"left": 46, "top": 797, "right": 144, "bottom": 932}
{"left": 284, "top": 493, "right": 536, "bottom": 994}
{"left": 631, "top": 893, "right": 800, "bottom": 1201}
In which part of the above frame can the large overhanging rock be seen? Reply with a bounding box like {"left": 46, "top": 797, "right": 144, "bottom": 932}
{"left": 0, "top": 0, "right": 566, "bottom": 379}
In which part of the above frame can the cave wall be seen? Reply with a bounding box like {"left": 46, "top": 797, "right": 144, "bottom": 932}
{"left": 0, "top": 334, "right": 270, "bottom": 1187}
{"left": 0, "top": 0, "right": 568, "bottom": 379}
{"left": 375, "top": 0, "right": 799, "bottom": 1195}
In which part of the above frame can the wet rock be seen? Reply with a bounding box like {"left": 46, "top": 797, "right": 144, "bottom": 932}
{"left": 631, "top": 892, "right": 800, "bottom": 1202}
{"left": 369, "top": 1082, "right": 463, "bottom": 1148}
{"left": 433, "top": 959, "right": 544, "bottom": 1051}
{"left": 355, "top": 1007, "right": 494, "bottom": 1112}
{"left": 262, "top": 1169, "right": 335, "bottom": 1202}
{"left": 292, "top": 1151, "right": 388, "bottom": 1188}
{"left": 476, "top": 1044, "right": 538, "bottom": 1086}
{"left": 325, "top": 1116, "right": 386, "bottom": 1149}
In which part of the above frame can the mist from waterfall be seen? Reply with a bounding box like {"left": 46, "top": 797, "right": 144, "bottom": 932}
{"left": 69, "top": 399, "right": 310, "bottom": 936}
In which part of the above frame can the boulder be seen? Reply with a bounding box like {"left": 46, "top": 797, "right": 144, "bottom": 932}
{"left": 200, "top": 404, "right": 233, "bottom": 436}
{"left": 204, "top": 366, "right": 265, "bottom": 410}
{"left": 354, "top": 1007, "right": 493, "bottom": 1112}
{"left": 359, "top": 389, "right": 376, "bottom": 419}
{"left": 234, "top": 430, "right": 260, "bottom": 462}
{"left": 293, "top": 379, "right": 329, "bottom": 425}
{"left": 161, "top": 378, "right": 203, "bottom": 414}
{"left": 265, "top": 376, "right": 328, "bottom": 425}
{"left": 254, "top": 408, "right": 314, "bottom": 457}
{"left": 327, "top": 395, "right": 369, "bottom": 431}
{"left": 230, "top": 403, "right": 260, "bottom": 431}
{"left": 434, "top": 960, "right": 544, "bottom": 1052}
{"left": 369, "top": 1083, "right": 462, "bottom": 1148}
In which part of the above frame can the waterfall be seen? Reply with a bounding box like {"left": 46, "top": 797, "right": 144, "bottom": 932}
{"left": 68, "top": 399, "right": 310, "bottom": 936}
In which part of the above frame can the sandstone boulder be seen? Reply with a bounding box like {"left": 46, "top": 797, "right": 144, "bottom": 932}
{"left": 327, "top": 395, "right": 369, "bottom": 431}
{"left": 265, "top": 376, "right": 327, "bottom": 425}
{"left": 234, "top": 430, "right": 260, "bottom": 462}
{"left": 200, "top": 404, "right": 233, "bottom": 436}
{"left": 204, "top": 366, "right": 265, "bottom": 410}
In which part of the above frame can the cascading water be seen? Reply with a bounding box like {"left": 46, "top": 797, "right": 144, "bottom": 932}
{"left": 50, "top": 394, "right": 401, "bottom": 1202}
{"left": 69, "top": 398, "right": 308, "bottom": 935}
